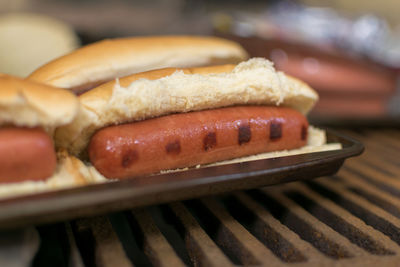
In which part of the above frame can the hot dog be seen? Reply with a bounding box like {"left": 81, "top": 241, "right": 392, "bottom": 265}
{"left": 0, "top": 74, "right": 81, "bottom": 191}
{"left": 54, "top": 58, "right": 337, "bottom": 180}
{"left": 89, "top": 106, "right": 308, "bottom": 179}
{"left": 0, "top": 127, "right": 56, "bottom": 183}
{"left": 27, "top": 36, "right": 249, "bottom": 94}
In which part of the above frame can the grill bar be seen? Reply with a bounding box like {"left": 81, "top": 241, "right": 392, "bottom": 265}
{"left": 64, "top": 222, "right": 85, "bottom": 267}
{"left": 336, "top": 170, "right": 400, "bottom": 218}
{"left": 341, "top": 130, "right": 400, "bottom": 166}
{"left": 265, "top": 188, "right": 366, "bottom": 258}
{"left": 369, "top": 131, "right": 400, "bottom": 149}
{"left": 168, "top": 202, "right": 234, "bottom": 267}
{"left": 200, "top": 197, "right": 280, "bottom": 266}
{"left": 292, "top": 182, "right": 398, "bottom": 255}
{"left": 346, "top": 161, "right": 400, "bottom": 193}
{"left": 74, "top": 217, "right": 132, "bottom": 267}
{"left": 132, "top": 209, "right": 185, "bottom": 267}
{"left": 317, "top": 178, "right": 400, "bottom": 244}
{"left": 233, "top": 191, "right": 325, "bottom": 263}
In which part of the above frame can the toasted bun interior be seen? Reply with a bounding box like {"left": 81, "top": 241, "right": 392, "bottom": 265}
{"left": 55, "top": 58, "right": 318, "bottom": 155}
{"left": 27, "top": 36, "right": 249, "bottom": 90}
{"left": 0, "top": 74, "right": 79, "bottom": 129}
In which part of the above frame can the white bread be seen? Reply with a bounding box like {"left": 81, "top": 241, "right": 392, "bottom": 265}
{"left": 0, "top": 74, "right": 79, "bottom": 130}
{"left": 55, "top": 58, "right": 319, "bottom": 156}
{"left": 27, "top": 36, "right": 249, "bottom": 90}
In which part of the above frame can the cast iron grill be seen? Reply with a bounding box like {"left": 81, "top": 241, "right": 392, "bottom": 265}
{"left": 4, "top": 129, "right": 400, "bottom": 267}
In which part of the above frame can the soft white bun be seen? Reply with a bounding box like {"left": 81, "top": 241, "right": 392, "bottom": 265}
{"left": 0, "top": 75, "right": 83, "bottom": 199}
{"left": 27, "top": 35, "right": 249, "bottom": 90}
{"left": 55, "top": 58, "right": 318, "bottom": 155}
{"left": 0, "top": 74, "right": 79, "bottom": 129}
{"left": 0, "top": 13, "right": 79, "bottom": 77}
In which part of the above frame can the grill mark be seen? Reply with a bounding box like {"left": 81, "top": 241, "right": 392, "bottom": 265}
{"left": 203, "top": 132, "right": 217, "bottom": 151}
{"left": 301, "top": 125, "right": 308, "bottom": 141}
{"left": 166, "top": 140, "right": 181, "bottom": 155}
{"left": 270, "top": 121, "right": 282, "bottom": 140}
{"left": 238, "top": 123, "right": 251, "bottom": 145}
{"left": 121, "top": 150, "right": 139, "bottom": 168}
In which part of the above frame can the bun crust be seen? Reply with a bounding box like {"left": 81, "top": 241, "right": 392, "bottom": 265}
{"left": 27, "top": 36, "right": 249, "bottom": 89}
{"left": 55, "top": 58, "right": 318, "bottom": 155}
{"left": 0, "top": 74, "right": 78, "bottom": 128}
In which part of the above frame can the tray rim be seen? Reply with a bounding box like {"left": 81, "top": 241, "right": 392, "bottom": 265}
{"left": 0, "top": 129, "right": 363, "bottom": 229}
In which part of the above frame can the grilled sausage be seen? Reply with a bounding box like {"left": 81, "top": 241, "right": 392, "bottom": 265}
{"left": 0, "top": 127, "right": 57, "bottom": 183}
{"left": 88, "top": 106, "right": 309, "bottom": 179}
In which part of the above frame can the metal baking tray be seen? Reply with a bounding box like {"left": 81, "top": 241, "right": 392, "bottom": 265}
{"left": 0, "top": 130, "right": 363, "bottom": 229}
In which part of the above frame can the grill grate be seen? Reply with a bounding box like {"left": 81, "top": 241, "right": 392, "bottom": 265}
{"left": 4, "top": 129, "right": 400, "bottom": 267}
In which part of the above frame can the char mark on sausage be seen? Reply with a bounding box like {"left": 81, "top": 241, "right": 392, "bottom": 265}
{"left": 122, "top": 150, "right": 139, "bottom": 168}
{"left": 270, "top": 121, "right": 282, "bottom": 140}
{"left": 204, "top": 132, "right": 217, "bottom": 151}
{"left": 166, "top": 140, "right": 181, "bottom": 155}
{"left": 238, "top": 123, "right": 251, "bottom": 145}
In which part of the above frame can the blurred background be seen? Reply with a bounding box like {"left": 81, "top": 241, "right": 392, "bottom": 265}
{"left": 0, "top": 0, "right": 399, "bottom": 125}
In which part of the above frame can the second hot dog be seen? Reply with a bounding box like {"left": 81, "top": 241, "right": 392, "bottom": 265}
{"left": 0, "top": 127, "right": 57, "bottom": 183}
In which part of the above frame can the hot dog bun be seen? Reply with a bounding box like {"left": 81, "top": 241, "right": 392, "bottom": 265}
{"left": 0, "top": 74, "right": 78, "bottom": 129}
{"left": 27, "top": 36, "right": 249, "bottom": 92}
{"left": 0, "top": 75, "right": 89, "bottom": 198}
{"left": 55, "top": 58, "right": 318, "bottom": 156}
